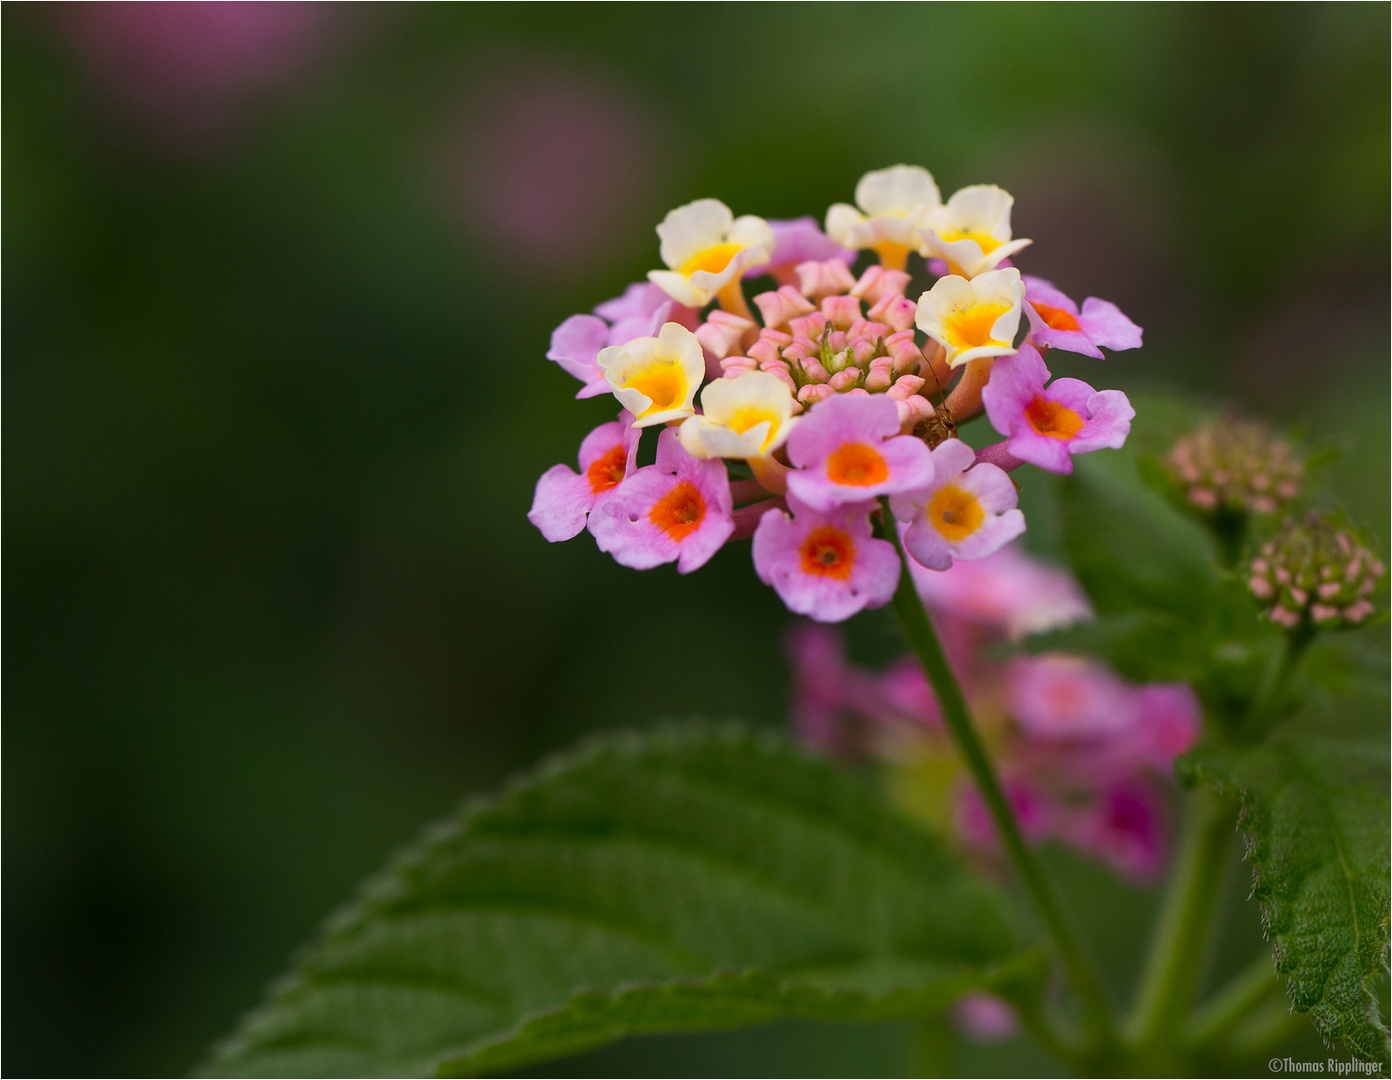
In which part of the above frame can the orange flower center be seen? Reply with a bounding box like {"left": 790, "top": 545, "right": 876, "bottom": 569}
{"left": 679, "top": 243, "right": 741, "bottom": 278}
{"left": 585, "top": 445, "right": 627, "bottom": 496}
{"left": 1032, "top": 302, "right": 1081, "bottom": 333}
{"left": 800, "top": 526, "right": 855, "bottom": 579}
{"left": 927, "top": 485, "right": 984, "bottom": 541}
{"left": 649, "top": 480, "right": 705, "bottom": 541}
{"left": 826, "top": 443, "right": 889, "bottom": 486}
{"left": 1025, "top": 396, "right": 1085, "bottom": 440}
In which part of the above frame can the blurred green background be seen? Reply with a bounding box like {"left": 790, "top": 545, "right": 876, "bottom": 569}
{"left": 4, "top": 3, "right": 1388, "bottom": 1076}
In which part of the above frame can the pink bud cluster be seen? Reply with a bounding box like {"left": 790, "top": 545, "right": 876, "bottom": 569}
{"left": 704, "top": 261, "right": 941, "bottom": 429}
{"left": 1167, "top": 415, "right": 1303, "bottom": 515}
{"left": 788, "top": 545, "right": 1200, "bottom": 882}
{"left": 1248, "top": 514, "right": 1384, "bottom": 629}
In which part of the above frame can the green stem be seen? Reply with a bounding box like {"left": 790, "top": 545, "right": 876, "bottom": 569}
{"left": 1124, "top": 787, "right": 1235, "bottom": 1049}
{"left": 1226, "top": 996, "right": 1308, "bottom": 1059}
{"left": 1185, "top": 954, "right": 1283, "bottom": 1050}
{"left": 1245, "top": 627, "right": 1312, "bottom": 737}
{"left": 875, "top": 504, "right": 1116, "bottom": 1054}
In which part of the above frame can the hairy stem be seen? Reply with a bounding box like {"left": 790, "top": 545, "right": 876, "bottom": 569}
{"left": 1124, "top": 787, "right": 1235, "bottom": 1050}
{"left": 875, "top": 503, "right": 1116, "bottom": 1054}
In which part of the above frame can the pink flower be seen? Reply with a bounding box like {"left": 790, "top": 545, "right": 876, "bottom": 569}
{"left": 1058, "top": 781, "right": 1167, "bottom": 883}
{"left": 981, "top": 345, "right": 1134, "bottom": 475}
{"left": 953, "top": 994, "right": 1020, "bottom": 1044}
{"left": 785, "top": 624, "right": 940, "bottom": 754}
{"left": 891, "top": 439, "right": 1025, "bottom": 572}
{"left": 548, "top": 284, "right": 693, "bottom": 399}
{"left": 527, "top": 413, "right": 640, "bottom": 542}
{"left": 588, "top": 429, "right": 733, "bottom": 573}
{"left": 785, "top": 394, "right": 935, "bottom": 512}
{"left": 958, "top": 775, "right": 1059, "bottom": 846}
{"left": 1022, "top": 276, "right": 1142, "bottom": 359}
{"left": 753, "top": 496, "right": 900, "bottom": 623}
{"left": 1008, "top": 654, "right": 1135, "bottom": 739}
{"left": 907, "top": 543, "right": 1091, "bottom": 640}
{"left": 786, "top": 625, "right": 903, "bottom": 752}
{"left": 1128, "top": 684, "right": 1202, "bottom": 771}
{"left": 754, "top": 217, "right": 856, "bottom": 279}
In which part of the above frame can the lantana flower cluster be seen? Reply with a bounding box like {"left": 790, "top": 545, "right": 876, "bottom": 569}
{"left": 531, "top": 165, "right": 1142, "bottom": 622}
{"left": 787, "top": 544, "right": 1201, "bottom": 882}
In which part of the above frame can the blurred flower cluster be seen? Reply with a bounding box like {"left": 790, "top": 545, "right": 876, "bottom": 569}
{"left": 786, "top": 544, "right": 1201, "bottom": 883}
{"left": 531, "top": 166, "right": 1143, "bottom": 622}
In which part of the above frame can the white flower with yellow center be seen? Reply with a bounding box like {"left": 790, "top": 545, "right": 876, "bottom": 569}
{"left": 916, "top": 268, "right": 1025, "bottom": 368}
{"left": 599, "top": 322, "right": 706, "bottom": 428}
{"left": 678, "top": 370, "right": 800, "bottom": 460}
{"left": 919, "top": 185, "right": 1032, "bottom": 278}
{"left": 825, "top": 165, "right": 941, "bottom": 271}
{"left": 647, "top": 199, "right": 775, "bottom": 308}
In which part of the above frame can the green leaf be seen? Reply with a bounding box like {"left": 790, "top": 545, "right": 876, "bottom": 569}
{"left": 201, "top": 725, "right": 1041, "bottom": 1078}
{"left": 1181, "top": 729, "right": 1391, "bottom": 1065}
{"left": 1059, "top": 446, "right": 1218, "bottom": 623}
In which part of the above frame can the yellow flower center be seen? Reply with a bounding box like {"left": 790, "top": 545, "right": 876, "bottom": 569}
{"left": 827, "top": 443, "right": 890, "bottom": 486}
{"left": 927, "top": 484, "right": 984, "bottom": 541}
{"left": 937, "top": 228, "right": 1002, "bottom": 255}
{"left": 649, "top": 481, "right": 705, "bottom": 541}
{"left": 625, "top": 362, "right": 687, "bottom": 417}
{"left": 1025, "top": 396, "right": 1085, "bottom": 440}
{"left": 872, "top": 241, "right": 912, "bottom": 272}
{"left": 724, "top": 406, "right": 780, "bottom": 452}
{"left": 799, "top": 526, "right": 855, "bottom": 580}
{"left": 943, "top": 302, "right": 1011, "bottom": 351}
{"left": 679, "top": 243, "right": 742, "bottom": 278}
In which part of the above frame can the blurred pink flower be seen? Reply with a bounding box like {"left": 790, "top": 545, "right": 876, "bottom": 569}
{"left": 440, "top": 68, "right": 660, "bottom": 272}
{"left": 785, "top": 625, "right": 939, "bottom": 755}
{"left": 953, "top": 992, "right": 1020, "bottom": 1043}
{"left": 62, "top": 2, "right": 333, "bottom": 148}
{"left": 1008, "top": 654, "right": 1135, "bottom": 740}
{"left": 1058, "top": 780, "right": 1168, "bottom": 882}
{"left": 784, "top": 541, "right": 1201, "bottom": 882}
{"left": 907, "top": 542, "right": 1092, "bottom": 640}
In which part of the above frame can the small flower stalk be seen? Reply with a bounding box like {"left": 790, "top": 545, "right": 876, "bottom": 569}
{"left": 1247, "top": 513, "right": 1385, "bottom": 630}
{"left": 531, "top": 165, "right": 1142, "bottom": 623}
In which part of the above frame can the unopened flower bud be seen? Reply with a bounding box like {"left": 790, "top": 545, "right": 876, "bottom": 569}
{"left": 1246, "top": 514, "right": 1384, "bottom": 630}
{"left": 851, "top": 264, "right": 911, "bottom": 305}
{"left": 794, "top": 258, "right": 857, "bottom": 300}
{"left": 1166, "top": 415, "right": 1303, "bottom": 515}
{"left": 695, "top": 310, "right": 757, "bottom": 359}
{"left": 821, "top": 294, "right": 861, "bottom": 330}
{"left": 753, "top": 285, "right": 816, "bottom": 329}
{"left": 867, "top": 292, "right": 918, "bottom": 332}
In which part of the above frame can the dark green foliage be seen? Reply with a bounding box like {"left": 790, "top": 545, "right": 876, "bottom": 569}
{"left": 202, "top": 726, "right": 1040, "bottom": 1077}
{"left": 1182, "top": 732, "right": 1391, "bottom": 1065}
